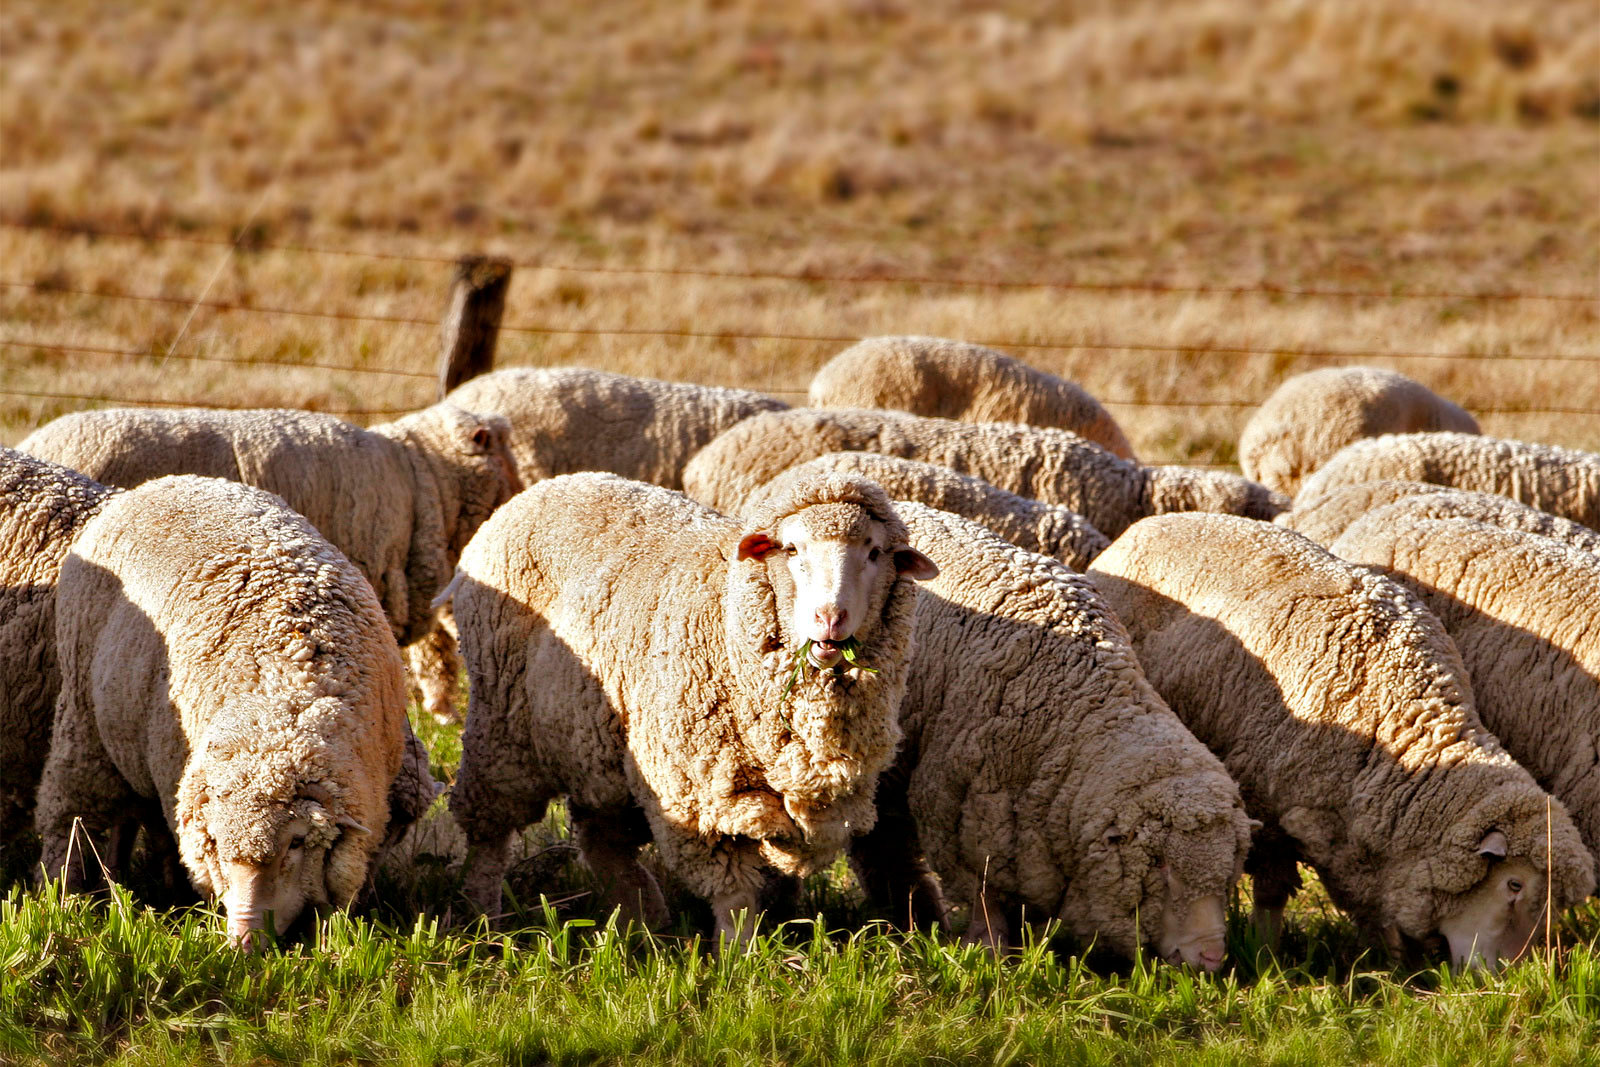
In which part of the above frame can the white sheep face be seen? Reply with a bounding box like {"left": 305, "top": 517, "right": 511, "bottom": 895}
{"left": 1436, "top": 844, "right": 1544, "bottom": 972}
{"left": 1156, "top": 871, "right": 1228, "bottom": 973}
{"left": 217, "top": 809, "right": 336, "bottom": 949}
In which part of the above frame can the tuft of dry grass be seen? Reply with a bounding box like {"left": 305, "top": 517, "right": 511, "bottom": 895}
{"left": 2, "top": 0, "right": 1597, "bottom": 458}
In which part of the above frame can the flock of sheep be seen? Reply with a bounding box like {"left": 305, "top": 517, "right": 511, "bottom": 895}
{"left": 2, "top": 335, "right": 1596, "bottom": 974}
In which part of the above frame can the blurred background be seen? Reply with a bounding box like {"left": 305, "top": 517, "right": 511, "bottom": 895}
{"left": 2, "top": 0, "right": 1596, "bottom": 459}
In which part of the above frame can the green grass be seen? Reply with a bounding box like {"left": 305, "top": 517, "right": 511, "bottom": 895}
{"left": 6, "top": 703, "right": 1598, "bottom": 1066}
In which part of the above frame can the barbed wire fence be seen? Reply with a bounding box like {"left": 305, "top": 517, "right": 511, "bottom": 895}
{"left": 3, "top": 218, "right": 1598, "bottom": 433}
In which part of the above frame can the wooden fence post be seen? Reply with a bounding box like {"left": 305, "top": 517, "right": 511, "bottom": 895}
{"left": 437, "top": 254, "right": 513, "bottom": 398}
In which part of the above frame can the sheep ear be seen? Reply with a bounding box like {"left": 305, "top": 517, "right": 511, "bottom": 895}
{"left": 337, "top": 815, "right": 372, "bottom": 837}
{"left": 737, "top": 531, "right": 778, "bottom": 561}
{"left": 469, "top": 426, "right": 495, "bottom": 453}
{"left": 1246, "top": 818, "right": 1265, "bottom": 832}
{"left": 1477, "top": 829, "right": 1507, "bottom": 860}
{"left": 893, "top": 546, "right": 939, "bottom": 581}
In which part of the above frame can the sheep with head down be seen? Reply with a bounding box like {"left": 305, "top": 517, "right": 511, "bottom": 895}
{"left": 445, "top": 470, "right": 937, "bottom": 940}
{"left": 1089, "top": 513, "right": 1594, "bottom": 970}
{"left": 36, "top": 476, "right": 409, "bottom": 946}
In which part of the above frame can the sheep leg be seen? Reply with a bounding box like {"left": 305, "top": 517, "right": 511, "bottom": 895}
{"left": 963, "top": 885, "right": 1012, "bottom": 952}
{"left": 712, "top": 886, "right": 763, "bottom": 947}
{"left": 1247, "top": 848, "right": 1302, "bottom": 951}
{"left": 34, "top": 691, "right": 136, "bottom": 893}
{"left": 459, "top": 833, "right": 515, "bottom": 918}
{"left": 405, "top": 619, "right": 462, "bottom": 725}
{"left": 568, "top": 803, "right": 669, "bottom": 931}
{"left": 849, "top": 808, "right": 946, "bottom": 932}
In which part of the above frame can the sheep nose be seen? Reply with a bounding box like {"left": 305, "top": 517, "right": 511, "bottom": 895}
{"left": 1198, "top": 946, "right": 1224, "bottom": 972}
{"left": 815, "top": 608, "right": 849, "bottom": 640}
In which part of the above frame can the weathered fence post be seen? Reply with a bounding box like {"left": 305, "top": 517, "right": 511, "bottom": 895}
{"left": 437, "top": 254, "right": 514, "bottom": 399}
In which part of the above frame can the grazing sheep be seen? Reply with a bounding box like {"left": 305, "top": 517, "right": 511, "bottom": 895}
{"left": 1295, "top": 432, "right": 1600, "bottom": 530}
{"left": 850, "top": 503, "right": 1254, "bottom": 969}
{"left": 682, "top": 408, "right": 1285, "bottom": 538}
{"left": 809, "top": 336, "right": 1136, "bottom": 460}
{"left": 1239, "top": 368, "right": 1479, "bottom": 496}
{"left": 446, "top": 471, "right": 937, "bottom": 939}
{"left": 1282, "top": 481, "right": 1600, "bottom": 555}
{"left": 1331, "top": 512, "right": 1600, "bottom": 863}
{"left": 36, "top": 476, "right": 409, "bottom": 945}
{"left": 20, "top": 402, "right": 521, "bottom": 723}
{"left": 745, "top": 452, "right": 1109, "bottom": 570}
{"left": 0, "top": 448, "right": 119, "bottom": 850}
{"left": 1088, "top": 514, "right": 1594, "bottom": 970}
{"left": 444, "top": 366, "right": 788, "bottom": 489}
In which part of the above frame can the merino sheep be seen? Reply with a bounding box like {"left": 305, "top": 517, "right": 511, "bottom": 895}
{"left": 21, "top": 402, "right": 521, "bottom": 723}
{"left": 0, "top": 448, "right": 119, "bottom": 850}
{"left": 849, "top": 503, "right": 1253, "bottom": 969}
{"left": 745, "top": 452, "right": 1109, "bottom": 570}
{"left": 682, "top": 408, "right": 1285, "bottom": 538}
{"left": 1282, "top": 481, "right": 1600, "bottom": 555}
{"left": 444, "top": 366, "right": 788, "bottom": 489}
{"left": 809, "top": 336, "right": 1136, "bottom": 460}
{"left": 1295, "top": 432, "right": 1600, "bottom": 530}
{"left": 36, "top": 476, "right": 410, "bottom": 945}
{"left": 1088, "top": 514, "right": 1594, "bottom": 970}
{"left": 1239, "top": 368, "right": 1479, "bottom": 496}
{"left": 446, "top": 471, "right": 937, "bottom": 939}
{"left": 1331, "top": 512, "right": 1600, "bottom": 864}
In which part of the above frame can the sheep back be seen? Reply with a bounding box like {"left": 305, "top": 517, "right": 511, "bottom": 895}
{"left": 809, "top": 336, "right": 1136, "bottom": 460}
{"left": 1240, "top": 368, "right": 1478, "bottom": 496}
{"left": 1285, "top": 481, "right": 1600, "bottom": 554}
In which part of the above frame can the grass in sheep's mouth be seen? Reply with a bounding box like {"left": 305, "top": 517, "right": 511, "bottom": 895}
{"left": 782, "top": 637, "right": 878, "bottom": 701}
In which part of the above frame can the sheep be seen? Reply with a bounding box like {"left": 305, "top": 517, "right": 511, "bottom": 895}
{"left": 0, "top": 447, "right": 119, "bottom": 852}
{"left": 19, "top": 402, "right": 522, "bottom": 722}
{"left": 848, "top": 503, "right": 1254, "bottom": 969}
{"left": 35, "top": 475, "right": 410, "bottom": 945}
{"left": 1295, "top": 432, "right": 1600, "bottom": 530}
{"left": 1238, "top": 368, "right": 1479, "bottom": 496}
{"left": 1330, "top": 511, "right": 1600, "bottom": 864}
{"left": 1088, "top": 513, "right": 1594, "bottom": 970}
{"left": 445, "top": 470, "right": 938, "bottom": 939}
{"left": 443, "top": 366, "right": 789, "bottom": 489}
{"left": 808, "top": 336, "right": 1136, "bottom": 460}
{"left": 681, "top": 407, "right": 1286, "bottom": 538}
{"left": 1281, "top": 481, "right": 1600, "bottom": 555}
{"left": 744, "top": 452, "right": 1109, "bottom": 570}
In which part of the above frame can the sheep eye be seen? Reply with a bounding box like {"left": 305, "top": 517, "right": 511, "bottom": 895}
{"left": 288, "top": 835, "right": 306, "bottom": 852}
{"left": 1507, "top": 878, "right": 1523, "bottom": 894}
{"left": 784, "top": 545, "right": 798, "bottom": 556}
{"left": 868, "top": 547, "right": 881, "bottom": 562}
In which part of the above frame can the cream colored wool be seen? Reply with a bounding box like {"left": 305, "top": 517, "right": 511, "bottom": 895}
{"left": 809, "top": 336, "right": 1136, "bottom": 460}
{"left": 1088, "top": 514, "right": 1594, "bottom": 948}
{"left": 1295, "top": 432, "right": 1600, "bottom": 530}
{"left": 1282, "top": 481, "right": 1600, "bottom": 554}
{"left": 853, "top": 503, "right": 1252, "bottom": 962}
{"left": 20, "top": 402, "right": 520, "bottom": 647}
{"left": 745, "top": 452, "right": 1109, "bottom": 570}
{"left": 1332, "top": 512, "right": 1600, "bottom": 865}
{"left": 36, "top": 476, "right": 408, "bottom": 928}
{"left": 445, "top": 366, "right": 787, "bottom": 489}
{"left": 682, "top": 408, "right": 1286, "bottom": 538}
{"left": 447, "top": 471, "right": 925, "bottom": 933}
{"left": 0, "top": 447, "right": 119, "bottom": 845}
{"left": 1239, "top": 367, "right": 1479, "bottom": 496}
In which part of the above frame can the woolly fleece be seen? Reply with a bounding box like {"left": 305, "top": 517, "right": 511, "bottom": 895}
{"left": 36, "top": 476, "right": 407, "bottom": 914}
{"left": 1332, "top": 511, "right": 1600, "bottom": 864}
{"left": 1295, "top": 432, "right": 1600, "bottom": 530}
{"left": 808, "top": 336, "right": 1136, "bottom": 460}
{"left": 1088, "top": 513, "right": 1594, "bottom": 943}
{"left": 857, "top": 503, "right": 1252, "bottom": 959}
{"left": 681, "top": 408, "right": 1285, "bottom": 538}
{"left": 1239, "top": 368, "right": 1478, "bottom": 496}
{"left": 745, "top": 452, "right": 1109, "bottom": 570}
{"left": 1283, "top": 481, "right": 1600, "bottom": 554}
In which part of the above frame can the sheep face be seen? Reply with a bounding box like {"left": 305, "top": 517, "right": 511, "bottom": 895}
{"left": 1434, "top": 836, "right": 1545, "bottom": 972}
{"left": 1155, "top": 865, "right": 1229, "bottom": 973}
{"left": 738, "top": 502, "right": 937, "bottom": 670}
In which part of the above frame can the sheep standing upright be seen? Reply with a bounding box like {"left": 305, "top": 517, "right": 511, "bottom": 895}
{"left": 1295, "top": 432, "right": 1600, "bottom": 529}
{"left": 682, "top": 408, "right": 1285, "bottom": 537}
{"left": 444, "top": 366, "right": 787, "bottom": 488}
{"left": 852, "top": 503, "right": 1254, "bottom": 969}
{"left": 809, "top": 336, "right": 1136, "bottom": 460}
{"left": 0, "top": 448, "right": 118, "bottom": 851}
{"left": 1332, "top": 511, "right": 1600, "bottom": 863}
{"left": 36, "top": 476, "right": 410, "bottom": 945}
{"left": 447, "top": 471, "right": 937, "bottom": 939}
{"left": 1239, "top": 367, "right": 1478, "bottom": 496}
{"left": 1089, "top": 514, "right": 1594, "bottom": 970}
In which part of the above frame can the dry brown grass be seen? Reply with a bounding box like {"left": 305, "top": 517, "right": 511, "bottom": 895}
{"left": 3, "top": 0, "right": 1597, "bottom": 460}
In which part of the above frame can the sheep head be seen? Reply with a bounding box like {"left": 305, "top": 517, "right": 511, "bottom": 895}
{"left": 380, "top": 403, "right": 524, "bottom": 557}
{"left": 1141, "top": 466, "right": 1289, "bottom": 522}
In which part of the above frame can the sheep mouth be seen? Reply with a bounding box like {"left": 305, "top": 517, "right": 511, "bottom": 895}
{"left": 808, "top": 640, "right": 845, "bottom": 669}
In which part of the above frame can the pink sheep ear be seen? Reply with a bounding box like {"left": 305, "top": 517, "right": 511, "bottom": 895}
{"left": 1477, "top": 829, "right": 1507, "bottom": 860}
{"left": 470, "top": 427, "right": 495, "bottom": 452}
{"left": 737, "top": 531, "right": 778, "bottom": 561}
{"left": 893, "top": 546, "right": 939, "bottom": 581}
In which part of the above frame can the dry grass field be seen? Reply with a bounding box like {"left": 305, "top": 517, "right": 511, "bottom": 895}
{"left": 2, "top": 0, "right": 1597, "bottom": 458}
